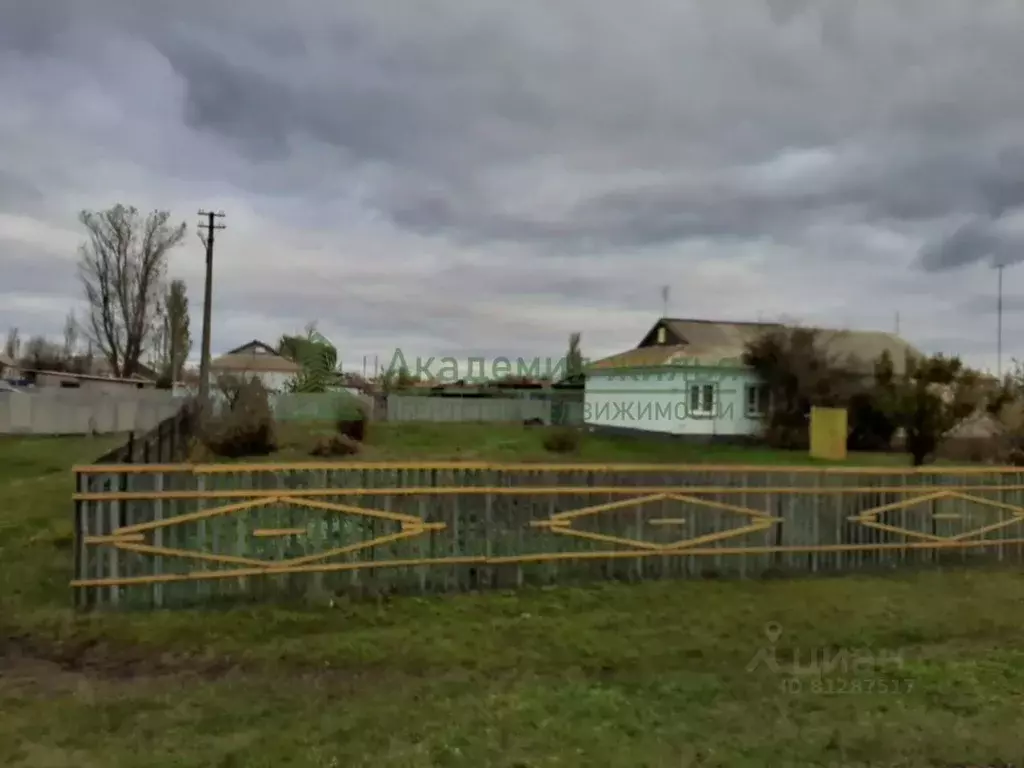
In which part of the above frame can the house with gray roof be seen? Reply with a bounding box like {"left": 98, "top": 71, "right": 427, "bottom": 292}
{"left": 584, "top": 317, "right": 921, "bottom": 440}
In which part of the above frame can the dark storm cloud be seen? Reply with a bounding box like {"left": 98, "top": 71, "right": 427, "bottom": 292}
{"left": 144, "top": 2, "right": 1024, "bottom": 252}
{"left": 382, "top": 142, "right": 1024, "bottom": 251}
{"left": 23, "top": 0, "right": 1019, "bottom": 255}
{"left": 5, "top": 1, "right": 1024, "bottom": 370}
{"left": 919, "top": 219, "right": 1024, "bottom": 273}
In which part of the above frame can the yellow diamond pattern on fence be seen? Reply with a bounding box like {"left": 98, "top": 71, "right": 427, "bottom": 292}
{"left": 89, "top": 494, "right": 444, "bottom": 570}
{"left": 851, "top": 490, "right": 1024, "bottom": 543}
{"left": 531, "top": 492, "right": 781, "bottom": 552}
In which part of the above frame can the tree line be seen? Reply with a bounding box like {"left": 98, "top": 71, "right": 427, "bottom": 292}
{"left": 742, "top": 326, "right": 1013, "bottom": 466}
{"left": 4, "top": 205, "right": 192, "bottom": 388}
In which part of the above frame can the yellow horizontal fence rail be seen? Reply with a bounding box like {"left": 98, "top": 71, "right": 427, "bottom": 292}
{"left": 72, "top": 461, "right": 1024, "bottom": 474}
{"left": 70, "top": 463, "right": 1024, "bottom": 610}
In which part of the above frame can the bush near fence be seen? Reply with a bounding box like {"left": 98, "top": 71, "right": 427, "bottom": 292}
{"left": 71, "top": 462, "right": 1024, "bottom": 609}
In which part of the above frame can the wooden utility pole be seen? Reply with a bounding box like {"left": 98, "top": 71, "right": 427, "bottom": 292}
{"left": 996, "top": 263, "right": 1005, "bottom": 378}
{"left": 197, "top": 210, "right": 226, "bottom": 409}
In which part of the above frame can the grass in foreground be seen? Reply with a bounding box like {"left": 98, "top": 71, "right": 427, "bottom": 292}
{"left": 3, "top": 434, "right": 1021, "bottom": 767}
{"left": 268, "top": 421, "right": 918, "bottom": 465}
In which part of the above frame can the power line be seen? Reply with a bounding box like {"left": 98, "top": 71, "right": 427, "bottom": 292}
{"left": 197, "top": 209, "right": 226, "bottom": 410}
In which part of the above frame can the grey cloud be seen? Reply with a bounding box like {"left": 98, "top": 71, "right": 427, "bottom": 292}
{"left": 35, "top": 1, "right": 1024, "bottom": 255}
{"left": 6, "top": 1, "right": 1024, "bottom": 373}
{"left": 919, "top": 218, "right": 1024, "bottom": 272}
{"left": 0, "top": 241, "right": 80, "bottom": 298}
{"left": 958, "top": 293, "right": 1024, "bottom": 316}
{"left": 0, "top": 171, "right": 43, "bottom": 214}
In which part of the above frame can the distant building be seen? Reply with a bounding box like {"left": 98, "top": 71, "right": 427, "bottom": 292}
{"left": 0, "top": 352, "right": 17, "bottom": 380}
{"left": 585, "top": 317, "right": 920, "bottom": 441}
{"left": 210, "top": 340, "right": 302, "bottom": 392}
{"left": 24, "top": 369, "right": 156, "bottom": 392}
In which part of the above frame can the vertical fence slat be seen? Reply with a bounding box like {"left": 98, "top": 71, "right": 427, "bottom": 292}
{"left": 71, "top": 455, "right": 1024, "bottom": 610}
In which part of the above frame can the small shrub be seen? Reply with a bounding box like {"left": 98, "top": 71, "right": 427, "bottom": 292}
{"left": 187, "top": 438, "right": 217, "bottom": 463}
{"left": 202, "top": 377, "right": 277, "bottom": 458}
{"left": 543, "top": 427, "right": 581, "bottom": 454}
{"left": 336, "top": 417, "right": 367, "bottom": 442}
{"left": 309, "top": 434, "right": 360, "bottom": 457}
{"left": 335, "top": 399, "right": 369, "bottom": 442}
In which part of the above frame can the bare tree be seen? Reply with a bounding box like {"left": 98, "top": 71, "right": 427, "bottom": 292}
{"left": 566, "top": 332, "right": 583, "bottom": 380}
{"left": 62, "top": 311, "right": 79, "bottom": 360}
{"left": 3, "top": 327, "right": 19, "bottom": 360}
{"left": 21, "top": 335, "right": 64, "bottom": 372}
{"left": 77, "top": 205, "right": 186, "bottom": 377}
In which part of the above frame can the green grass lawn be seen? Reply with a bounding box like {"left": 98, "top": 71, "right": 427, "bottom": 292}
{"left": 268, "top": 421, "right": 918, "bottom": 465}
{"left": 3, "top": 432, "right": 1023, "bottom": 767}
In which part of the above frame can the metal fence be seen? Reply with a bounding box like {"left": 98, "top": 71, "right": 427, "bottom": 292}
{"left": 71, "top": 462, "right": 1024, "bottom": 609}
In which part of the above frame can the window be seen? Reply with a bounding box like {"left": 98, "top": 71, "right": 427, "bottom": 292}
{"left": 689, "top": 383, "right": 715, "bottom": 417}
{"left": 656, "top": 326, "right": 666, "bottom": 344}
{"left": 745, "top": 384, "right": 771, "bottom": 417}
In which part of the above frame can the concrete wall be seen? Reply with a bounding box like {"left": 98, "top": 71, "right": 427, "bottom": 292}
{"left": 584, "top": 366, "right": 766, "bottom": 437}
{"left": 0, "top": 390, "right": 182, "bottom": 435}
{"left": 206, "top": 391, "right": 375, "bottom": 421}
{"left": 207, "top": 391, "right": 578, "bottom": 424}
{"left": 385, "top": 395, "right": 582, "bottom": 423}
{"left": 270, "top": 392, "right": 373, "bottom": 421}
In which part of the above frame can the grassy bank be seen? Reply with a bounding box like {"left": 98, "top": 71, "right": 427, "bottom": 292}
{"left": 268, "top": 421, "right": 916, "bottom": 465}
{"left": 2, "top": 433, "right": 1021, "bottom": 766}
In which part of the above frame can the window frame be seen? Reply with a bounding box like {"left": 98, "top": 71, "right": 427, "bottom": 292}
{"left": 688, "top": 382, "right": 716, "bottom": 418}
{"left": 745, "top": 383, "right": 771, "bottom": 418}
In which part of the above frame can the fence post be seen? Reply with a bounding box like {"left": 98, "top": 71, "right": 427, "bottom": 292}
{"left": 169, "top": 413, "right": 178, "bottom": 461}
{"left": 106, "top": 470, "right": 125, "bottom": 607}
{"left": 73, "top": 471, "right": 86, "bottom": 610}
{"left": 161, "top": 418, "right": 170, "bottom": 463}
{"left": 153, "top": 471, "right": 165, "bottom": 608}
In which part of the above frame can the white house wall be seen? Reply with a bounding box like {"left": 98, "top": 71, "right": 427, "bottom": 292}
{"left": 213, "top": 370, "right": 295, "bottom": 393}
{"left": 584, "top": 366, "right": 764, "bottom": 437}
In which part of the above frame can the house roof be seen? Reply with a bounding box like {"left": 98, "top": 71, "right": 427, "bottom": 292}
{"left": 25, "top": 369, "right": 154, "bottom": 385}
{"left": 88, "top": 359, "right": 158, "bottom": 380}
{"left": 211, "top": 340, "right": 302, "bottom": 374}
{"left": 589, "top": 318, "right": 921, "bottom": 375}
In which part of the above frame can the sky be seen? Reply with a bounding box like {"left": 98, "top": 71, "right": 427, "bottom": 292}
{"left": 3, "top": 0, "right": 1024, "bottom": 379}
